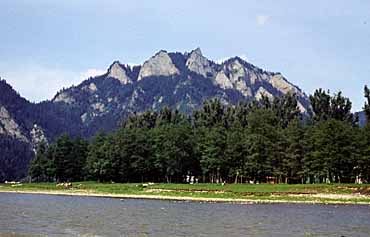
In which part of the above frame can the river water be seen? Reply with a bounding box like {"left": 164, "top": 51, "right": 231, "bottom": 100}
{"left": 0, "top": 193, "right": 369, "bottom": 236}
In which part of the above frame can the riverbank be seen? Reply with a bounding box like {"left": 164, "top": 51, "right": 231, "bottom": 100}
{"left": 1, "top": 182, "right": 370, "bottom": 205}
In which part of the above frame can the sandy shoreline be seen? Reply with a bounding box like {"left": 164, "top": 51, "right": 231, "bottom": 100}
{"left": 1, "top": 190, "right": 370, "bottom": 205}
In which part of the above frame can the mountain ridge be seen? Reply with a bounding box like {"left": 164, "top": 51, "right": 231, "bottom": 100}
{"left": 0, "top": 48, "right": 313, "bottom": 180}
{"left": 2, "top": 48, "right": 312, "bottom": 141}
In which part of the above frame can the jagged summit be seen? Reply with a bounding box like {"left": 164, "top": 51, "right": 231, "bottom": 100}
{"left": 1, "top": 48, "right": 312, "bottom": 144}
{"left": 137, "top": 50, "right": 180, "bottom": 81}
{"left": 107, "top": 61, "right": 132, "bottom": 85}
{"left": 51, "top": 48, "right": 310, "bottom": 116}
{"left": 0, "top": 49, "right": 314, "bottom": 181}
{"left": 192, "top": 47, "right": 203, "bottom": 55}
{"left": 186, "top": 47, "right": 215, "bottom": 78}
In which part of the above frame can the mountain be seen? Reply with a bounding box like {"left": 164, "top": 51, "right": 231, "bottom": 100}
{"left": 0, "top": 80, "right": 84, "bottom": 180}
{"left": 0, "top": 48, "right": 311, "bottom": 180}
{"left": 51, "top": 48, "right": 311, "bottom": 133}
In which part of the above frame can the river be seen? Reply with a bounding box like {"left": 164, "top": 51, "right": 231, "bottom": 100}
{"left": 0, "top": 193, "right": 369, "bottom": 236}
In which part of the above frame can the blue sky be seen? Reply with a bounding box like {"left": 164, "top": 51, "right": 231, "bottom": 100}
{"left": 0, "top": 1, "right": 369, "bottom": 111}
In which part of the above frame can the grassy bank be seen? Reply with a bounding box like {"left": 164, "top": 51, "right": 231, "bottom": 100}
{"left": 1, "top": 182, "right": 370, "bottom": 204}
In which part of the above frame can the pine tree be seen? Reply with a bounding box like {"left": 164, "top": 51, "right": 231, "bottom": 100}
{"left": 283, "top": 119, "right": 305, "bottom": 183}
{"left": 272, "top": 93, "right": 301, "bottom": 128}
{"left": 29, "top": 141, "right": 48, "bottom": 181}
{"left": 304, "top": 120, "right": 356, "bottom": 183}
{"left": 364, "top": 85, "right": 370, "bottom": 123}
{"left": 310, "top": 89, "right": 331, "bottom": 122}
{"left": 310, "top": 89, "right": 355, "bottom": 124}
{"left": 53, "top": 134, "right": 75, "bottom": 182}
{"left": 246, "top": 109, "right": 278, "bottom": 182}
{"left": 225, "top": 127, "right": 249, "bottom": 183}
{"left": 197, "top": 126, "right": 227, "bottom": 183}
{"left": 86, "top": 133, "right": 111, "bottom": 182}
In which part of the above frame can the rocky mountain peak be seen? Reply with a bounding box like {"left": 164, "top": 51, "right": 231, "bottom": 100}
{"left": 107, "top": 61, "right": 132, "bottom": 85}
{"left": 269, "top": 73, "right": 298, "bottom": 94}
{"left": 0, "top": 106, "right": 28, "bottom": 142}
{"left": 214, "top": 57, "right": 252, "bottom": 97}
{"left": 137, "top": 50, "right": 180, "bottom": 81}
{"left": 192, "top": 47, "right": 203, "bottom": 55}
{"left": 255, "top": 87, "right": 274, "bottom": 101}
{"left": 53, "top": 91, "right": 76, "bottom": 104}
{"left": 226, "top": 59, "right": 246, "bottom": 79}
{"left": 30, "top": 124, "right": 48, "bottom": 153}
{"left": 3, "top": 48, "right": 312, "bottom": 139}
{"left": 0, "top": 49, "right": 323, "bottom": 182}
{"left": 186, "top": 47, "right": 215, "bottom": 78}
{"left": 214, "top": 71, "right": 233, "bottom": 89}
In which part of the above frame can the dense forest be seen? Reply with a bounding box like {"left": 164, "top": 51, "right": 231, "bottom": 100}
{"left": 29, "top": 87, "right": 370, "bottom": 184}
{"left": 0, "top": 134, "right": 34, "bottom": 181}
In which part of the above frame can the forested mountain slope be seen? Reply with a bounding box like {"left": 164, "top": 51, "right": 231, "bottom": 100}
{"left": 0, "top": 48, "right": 314, "bottom": 180}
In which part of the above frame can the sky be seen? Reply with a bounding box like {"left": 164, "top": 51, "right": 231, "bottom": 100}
{"left": 0, "top": 1, "right": 369, "bottom": 111}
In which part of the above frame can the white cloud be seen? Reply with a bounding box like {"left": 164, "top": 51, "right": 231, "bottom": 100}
{"left": 256, "top": 15, "right": 270, "bottom": 26}
{"left": 0, "top": 64, "right": 106, "bottom": 102}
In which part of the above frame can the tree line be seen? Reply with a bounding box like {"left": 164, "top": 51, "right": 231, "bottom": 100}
{"left": 29, "top": 87, "right": 370, "bottom": 184}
